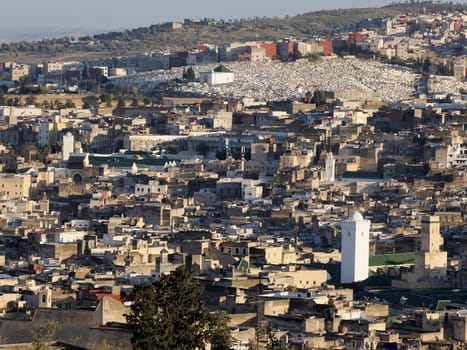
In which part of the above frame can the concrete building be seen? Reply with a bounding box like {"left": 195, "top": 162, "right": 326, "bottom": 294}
{"left": 324, "top": 152, "right": 336, "bottom": 182}
{"left": 46, "top": 61, "right": 64, "bottom": 73}
{"left": 199, "top": 65, "right": 234, "bottom": 85}
{"left": 11, "top": 64, "right": 30, "bottom": 81}
{"left": 0, "top": 174, "right": 32, "bottom": 199}
{"left": 135, "top": 180, "right": 169, "bottom": 197}
{"left": 392, "top": 215, "right": 449, "bottom": 289}
{"left": 62, "top": 132, "right": 74, "bottom": 161}
{"left": 341, "top": 211, "right": 371, "bottom": 284}
{"left": 435, "top": 144, "right": 467, "bottom": 168}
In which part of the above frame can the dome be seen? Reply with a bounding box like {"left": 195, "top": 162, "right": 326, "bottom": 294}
{"left": 349, "top": 211, "right": 364, "bottom": 221}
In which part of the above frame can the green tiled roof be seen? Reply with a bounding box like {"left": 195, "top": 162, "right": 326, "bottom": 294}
{"left": 202, "top": 253, "right": 212, "bottom": 260}
{"left": 89, "top": 156, "right": 172, "bottom": 167}
{"left": 435, "top": 299, "right": 452, "bottom": 311}
{"left": 357, "top": 289, "right": 467, "bottom": 309}
{"left": 68, "top": 154, "right": 176, "bottom": 168}
{"left": 214, "top": 65, "right": 232, "bottom": 73}
{"left": 342, "top": 171, "right": 382, "bottom": 179}
{"left": 68, "top": 156, "right": 85, "bottom": 163}
{"left": 369, "top": 253, "right": 415, "bottom": 267}
{"left": 234, "top": 257, "right": 257, "bottom": 272}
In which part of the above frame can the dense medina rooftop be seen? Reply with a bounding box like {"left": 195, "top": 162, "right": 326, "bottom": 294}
{"left": 112, "top": 57, "right": 422, "bottom": 102}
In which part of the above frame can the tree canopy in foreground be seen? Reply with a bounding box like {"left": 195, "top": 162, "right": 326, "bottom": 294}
{"left": 126, "top": 266, "right": 232, "bottom": 350}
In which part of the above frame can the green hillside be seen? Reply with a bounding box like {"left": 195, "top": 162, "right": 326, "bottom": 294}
{"left": 0, "top": 2, "right": 464, "bottom": 63}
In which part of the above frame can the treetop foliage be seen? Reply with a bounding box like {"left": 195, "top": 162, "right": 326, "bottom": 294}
{"left": 126, "top": 266, "right": 232, "bottom": 350}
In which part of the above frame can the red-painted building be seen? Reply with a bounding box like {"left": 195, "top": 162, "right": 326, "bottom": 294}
{"left": 425, "top": 22, "right": 437, "bottom": 29}
{"left": 319, "top": 38, "right": 333, "bottom": 56}
{"left": 348, "top": 33, "right": 369, "bottom": 44}
{"left": 262, "top": 42, "right": 277, "bottom": 58}
{"left": 195, "top": 44, "right": 209, "bottom": 52}
{"left": 77, "top": 288, "right": 121, "bottom": 307}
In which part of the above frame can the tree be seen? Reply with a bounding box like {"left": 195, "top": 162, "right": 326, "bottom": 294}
{"left": 311, "top": 90, "right": 326, "bottom": 105}
{"left": 183, "top": 66, "right": 196, "bottom": 81}
{"left": 210, "top": 311, "right": 233, "bottom": 350}
{"left": 423, "top": 58, "right": 431, "bottom": 74}
{"left": 126, "top": 266, "right": 232, "bottom": 350}
{"left": 64, "top": 99, "right": 76, "bottom": 108}
{"left": 25, "top": 95, "right": 36, "bottom": 106}
{"left": 42, "top": 144, "right": 51, "bottom": 161}
{"left": 196, "top": 142, "right": 210, "bottom": 156}
{"left": 117, "top": 98, "right": 126, "bottom": 108}
{"left": 31, "top": 320, "right": 59, "bottom": 350}
{"left": 131, "top": 98, "right": 139, "bottom": 107}
{"left": 100, "top": 93, "right": 112, "bottom": 107}
{"left": 53, "top": 99, "right": 64, "bottom": 110}
{"left": 41, "top": 100, "right": 50, "bottom": 109}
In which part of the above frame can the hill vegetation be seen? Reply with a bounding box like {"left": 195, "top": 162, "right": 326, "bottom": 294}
{"left": 0, "top": 2, "right": 465, "bottom": 62}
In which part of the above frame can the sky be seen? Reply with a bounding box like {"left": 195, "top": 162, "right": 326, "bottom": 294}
{"left": 1, "top": 0, "right": 394, "bottom": 31}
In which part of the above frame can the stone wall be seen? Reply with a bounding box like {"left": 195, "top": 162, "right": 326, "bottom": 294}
{"left": 0, "top": 297, "right": 132, "bottom": 349}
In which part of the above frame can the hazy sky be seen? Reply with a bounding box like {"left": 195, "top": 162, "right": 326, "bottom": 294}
{"left": 1, "top": 0, "right": 394, "bottom": 30}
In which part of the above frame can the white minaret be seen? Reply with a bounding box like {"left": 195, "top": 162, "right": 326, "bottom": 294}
{"left": 62, "top": 132, "right": 74, "bottom": 161}
{"left": 325, "top": 152, "right": 336, "bottom": 181}
{"left": 340, "top": 211, "right": 371, "bottom": 284}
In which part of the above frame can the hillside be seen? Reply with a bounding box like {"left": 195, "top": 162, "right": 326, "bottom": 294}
{"left": 0, "top": 2, "right": 464, "bottom": 63}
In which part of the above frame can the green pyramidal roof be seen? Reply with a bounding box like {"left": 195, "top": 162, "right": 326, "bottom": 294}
{"left": 214, "top": 65, "right": 232, "bottom": 73}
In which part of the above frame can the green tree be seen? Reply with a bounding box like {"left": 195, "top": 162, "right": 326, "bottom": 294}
{"left": 41, "top": 100, "right": 50, "bottom": 109}
{"left": 117, "top": 98, "right": 126, "bottom": 108}
{"left": 131, "top": 98, "right": 139, "bottom": 107}
{"left": 210, "top": 311, "right": 233, "bottom": 350}
{"left": 42, "top": 144, "right": 51, "bottom": 161}
{"left": 311, "top": 90, "right": 325, "bottom": 105}
{"left": 100, "top": 93, "right": 112, "bottom": 107}
{"left": 423, "top": 58, "right": 431, "bottom": 74}
{"left": 53, "top": 100, "right": 64, "bottom": 110}
{"left": 196, "top": 142, "right": 210, "bottom": 156}
{"left": 126, "top": 266, "right": 232, "bottom": 350}
{"left": 6, "top": 97, "right": 20, "bottom": 106}
{"left": 64, "top": 99, "right": 76, "bottom": 108}
{"left": 183, "top": 66, "right": 196, "bottom": 81}
{"left": 25, "top": 95, "right": 36, "bottom": 106}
